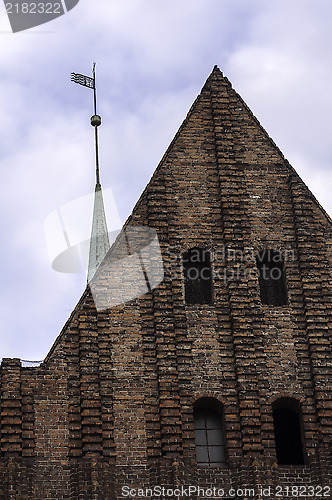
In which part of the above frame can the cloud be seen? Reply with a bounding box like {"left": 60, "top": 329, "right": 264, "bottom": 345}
{"left": 224, "top": 1, "right": 332, "bottom": 217}
{"left": 0, "top": 0, "right": 331, "bottom": 359}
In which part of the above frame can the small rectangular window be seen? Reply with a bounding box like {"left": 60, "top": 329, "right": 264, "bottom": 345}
{"left": 273, "top": 398, "right": 305, "bottom": 465}
{"left": 183, "top": 248, "right": 213, "bottom": 304}
{"left": 256, "top": 250, "right": 288, "bottom": 306}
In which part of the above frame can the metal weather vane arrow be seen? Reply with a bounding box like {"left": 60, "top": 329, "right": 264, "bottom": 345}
{"left": 71, "top": 63, "right": 110, "bottom": 284}
{"left": 71, "top": 63, "right": 101, "bottom": 184}
{"left": 70, "top": 72, "right": 95, "bottom": 89}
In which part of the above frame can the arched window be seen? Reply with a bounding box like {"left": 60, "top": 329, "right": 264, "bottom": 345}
{"left": 183, "top": 248, "right": 213, "bottom": 304}
{"left": 194, "top": 399, "right": 226, "bottom": 467}
{"left": 272, "top": 398, "right": 305, "bottom": 465}
{"left": 256, "top": 250, "right": 288, "bottom": 306}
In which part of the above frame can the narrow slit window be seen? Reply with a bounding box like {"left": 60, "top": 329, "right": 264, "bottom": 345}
{"left": 273, "top": 399, "right": 305, "bottom": 465}
{"left": 256, "top": 250, "right": 288, "bottom": 306}
{"left": 183, "top": 248, "right": 212, "bottom": 304}
{"left": 194, "top": 406, "right": 226, "bottom": 467}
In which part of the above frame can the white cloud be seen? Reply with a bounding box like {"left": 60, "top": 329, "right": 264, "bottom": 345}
{"left": 0, "top": 0, "right": 331, "bottom": 359}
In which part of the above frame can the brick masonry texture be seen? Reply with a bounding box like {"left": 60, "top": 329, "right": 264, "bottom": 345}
{"left": 0, "top": 66, "right": 331, "bottom": 499}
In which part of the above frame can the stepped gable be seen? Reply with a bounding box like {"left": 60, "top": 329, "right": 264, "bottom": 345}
{"left": 0, "top": 66, "right": 331, "bottom": 498}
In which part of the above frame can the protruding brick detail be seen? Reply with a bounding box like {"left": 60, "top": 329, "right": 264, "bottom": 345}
{"left": 0, "top": 66, "right": 330, "bottom": 498}
{"left": 288, "top": 173, "right": 332, "bottom": 460}
{"left": 0, "top": 359, "right": 22, "bottom": 457}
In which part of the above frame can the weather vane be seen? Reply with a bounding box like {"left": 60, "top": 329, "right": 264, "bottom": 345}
{"left": 71, "top": 63, "right": 102, "bottom": 185}
{"left": 71, "top": 63, "right": 111, "bottom": 284}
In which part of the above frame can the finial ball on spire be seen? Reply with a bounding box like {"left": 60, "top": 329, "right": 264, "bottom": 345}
{"left": 91, "top": 114, "right": 102, "bottom": 127}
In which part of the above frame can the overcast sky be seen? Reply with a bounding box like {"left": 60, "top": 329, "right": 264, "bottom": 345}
{"left": 0, "top": 0, "right": 331, "bottom": 360}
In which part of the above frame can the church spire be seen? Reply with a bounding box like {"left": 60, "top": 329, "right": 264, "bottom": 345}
{"left": 71, "top": 64, "right": 110, "bottom": 283}
{"left": 87, "top": 180, "right": 110, "bottom": 283}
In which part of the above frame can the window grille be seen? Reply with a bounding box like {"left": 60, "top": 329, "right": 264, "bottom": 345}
{"left": 194, "top": 407, "right": 226, "bottom": 467}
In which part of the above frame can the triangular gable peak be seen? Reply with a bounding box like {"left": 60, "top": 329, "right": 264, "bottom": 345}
{"left": 45, "top": 65, "right": 331, "bottom": 363}
{"left": 127, "top": 65, "right": 331, "bottom": 230}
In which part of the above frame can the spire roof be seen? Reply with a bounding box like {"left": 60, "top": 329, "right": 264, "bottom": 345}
{"left": 87, "top": 182, "right": 110, "bottom": 283}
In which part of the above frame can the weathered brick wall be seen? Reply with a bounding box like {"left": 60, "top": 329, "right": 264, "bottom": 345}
{"left": 0, "top": 67, "right": 331, "bottom": 498}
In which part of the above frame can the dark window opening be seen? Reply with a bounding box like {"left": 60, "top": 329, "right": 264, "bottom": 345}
{"left": 273, "top": 399, "right": 305, "bottom": 465}
{"left": 183, "top": 248, "right": 212, "bottom": 304}
{"left": 194, "top": 399, "right": 226, "bottom": 467}
{"left": 256, "top": 250, "right": 288, "bottom": 306}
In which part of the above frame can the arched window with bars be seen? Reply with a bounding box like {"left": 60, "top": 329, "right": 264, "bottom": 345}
{"left": 194, "top": 398, "right": 227, "bottom": 467}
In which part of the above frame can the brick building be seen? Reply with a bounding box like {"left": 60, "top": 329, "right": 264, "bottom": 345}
{"left": 0, "top": 66, "right": 331, "bottom": 499}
